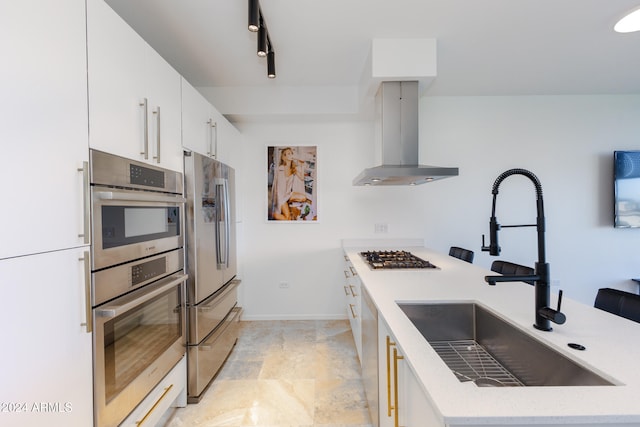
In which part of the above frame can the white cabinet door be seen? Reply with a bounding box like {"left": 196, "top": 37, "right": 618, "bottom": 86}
{"left": 86, "top": 0, "right": 147, "bottom": 159}
{"left": 378, "top": 319, "right": 396, "bottom": 427}
{"left": 181, "top": 78, "right": 217, "bottom": 157}
{"left": 0, "top": 0, "right": 89, "bottom": 259}
{"left": 343, "top": 255, "right": 362, "bottom": 361}
{"left": 181, "top": 78, "right": 242, "bottom": 166}
{"left": 87, "top": 0, "right": 182, "bottom": 171}
{"left": 0, "top": 249, "right": 93, "bottom": 427}
{"left": 216, "top": 115, "right": 242, "bottom": 166}
{"left": 146, "top": 47, "right": 183, "bottom": 171}
{"left": 378, "top": 317, "right": 444, "bottom": 427}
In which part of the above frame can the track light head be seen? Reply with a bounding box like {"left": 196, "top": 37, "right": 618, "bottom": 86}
{"left": 257, "top": 19, "right": 267, "bottom": 57}
{"left": 267, "top": 50, "right": 276, "bottom": 79}
{"left": 248, "top": 0, "right": 259, "bottom": 32}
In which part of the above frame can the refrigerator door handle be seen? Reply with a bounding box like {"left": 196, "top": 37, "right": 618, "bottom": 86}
{"left": 215, "top": 178, "right": 229, "bottom": 269}
{"left": 223, "top": 178, "right": 231, "bottom": 269}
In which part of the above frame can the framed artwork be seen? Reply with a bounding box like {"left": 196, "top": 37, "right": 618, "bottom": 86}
{"left": 267, "top": 145, "right": 317, "bottom": 221}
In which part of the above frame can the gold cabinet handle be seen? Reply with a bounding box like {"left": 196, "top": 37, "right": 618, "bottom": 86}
{"left": 343, "top": 269, "right": 350, "bottom": 278}
{"left": 349, "top": 284, "right": 358, "bottom": 297}
{"left": 349, "top": 266, "right": 357, "bottom": 276}
{"left": 386, "top": 335, "right": 395, "bottom": 417}
{"left": 136, "top": 384, "right": 173, "bottom": 426}
{"left": 393, "top": 347, "right": 404, "bottom": 427}
{"left": 349, "top": 303, "right": 357, "bottom": 319}
{"left": 343, "top": 285, "right": 350, "bottom": 296}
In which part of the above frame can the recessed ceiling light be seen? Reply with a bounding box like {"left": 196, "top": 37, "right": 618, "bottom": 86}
{"left": 615, "top": 7, "right": 640, "bottom": 33}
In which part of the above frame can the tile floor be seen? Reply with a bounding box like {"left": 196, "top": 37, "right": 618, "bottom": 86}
{"left": 164, "top": 320, "right": 372, "bottom": 427}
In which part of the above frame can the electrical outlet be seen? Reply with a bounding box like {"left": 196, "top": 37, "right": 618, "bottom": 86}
{"left": 374, "top": 223, "right": 388, "bottom": 234}
{"left": 279, "top": 281, "right": 290, "bottom": 289}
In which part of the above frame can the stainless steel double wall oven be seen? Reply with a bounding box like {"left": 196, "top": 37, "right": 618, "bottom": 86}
{"left": 89, "top": 149, "right": 187, "bottom": 427}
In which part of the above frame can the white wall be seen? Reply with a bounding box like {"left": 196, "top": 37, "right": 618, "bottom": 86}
{"left": 234, "top": 94, "right": 640, "bottom": 319}
{"left": 420, "top": 95, "right": 640, "bottom": 304}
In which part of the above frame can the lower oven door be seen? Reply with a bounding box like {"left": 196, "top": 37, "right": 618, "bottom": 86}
{"left": 93, "top": 273, "right": 187, "bottom": 427}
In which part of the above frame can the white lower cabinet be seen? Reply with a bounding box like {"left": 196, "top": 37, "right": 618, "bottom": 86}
{"left": 120, "top": 356, "right": 187, "bottom": 427}
{"left": 378, "top": 317, "right": 443, "bottom": 427}
{"left": 343, "top": 255, "right": 362, "bottom": 361}
{"left": 0, "top": 248, "right": 93, "bottom": 427}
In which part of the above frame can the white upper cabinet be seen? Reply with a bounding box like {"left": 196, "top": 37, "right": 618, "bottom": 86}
{"left": 181, "top": 78, "right": 218, "bottom": 158}
{"left": 181, "top": 78, "right": 241, "bottom": 166}
{"left": 216, "top": 113, "right": 242, "bottom": 166}
{"left": 0, "top": 0, "right": 89, "bottom": 259}
{"left": 86, "top": 0, "right": 182, "bottom": 172}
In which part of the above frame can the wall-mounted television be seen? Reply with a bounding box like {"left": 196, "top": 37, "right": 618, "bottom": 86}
{"left": 614, "top": 150, "right": 640, "bottom": 228}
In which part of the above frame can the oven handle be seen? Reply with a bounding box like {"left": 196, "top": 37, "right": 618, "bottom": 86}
{"left": 95, "top": 190, "right": 186, "bottom": 204}
{"left": 96, "top": 273, "right": 187, "bottom": 318}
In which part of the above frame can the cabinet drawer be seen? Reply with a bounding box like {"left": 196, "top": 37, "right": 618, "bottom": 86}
{"left": 188, "top": 306, "right": 242, "bottom": 402}
{"left": 120, "top": 355, "right": 186, "bottom": 427}
{"left": 188, "top": 279, "right": 239, "bottom": 344}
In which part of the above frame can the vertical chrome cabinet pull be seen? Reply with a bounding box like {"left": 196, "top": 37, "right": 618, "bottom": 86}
{"left": 153, "top": 106, "right": 161, "bottom": 163}
{"left": 79, "top": 251, "right": 92, "bottom": 333}
{"left": 208, "top": 120, "right": 217, "bottom": 158}
{"left": 140, "top": 98, "right": 149, "bottom": 159}
{"left": 206, "top": 119, "right": 213, "bottom": 157}
{"left": 77, "top": 161, "right": 90, "bottom": 244}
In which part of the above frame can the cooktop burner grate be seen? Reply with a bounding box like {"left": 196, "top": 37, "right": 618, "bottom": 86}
{"left": 360, "top": 250, "right": 438, "bottom": 270}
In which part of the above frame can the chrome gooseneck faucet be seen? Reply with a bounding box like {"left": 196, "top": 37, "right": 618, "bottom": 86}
{"left": 481, "top": 168, "right": 566, "bottom": 331}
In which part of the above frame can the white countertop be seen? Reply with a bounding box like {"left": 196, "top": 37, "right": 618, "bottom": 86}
{"left": 343, "top": 242, "right": 640, "bottom": 425}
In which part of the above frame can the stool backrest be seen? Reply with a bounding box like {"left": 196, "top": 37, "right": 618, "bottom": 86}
{"left": 490, "top": 260, "right": 535, "bottom": 285}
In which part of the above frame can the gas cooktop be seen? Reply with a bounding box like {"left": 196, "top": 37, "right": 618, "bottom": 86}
{"left": 360, "top": 250, "right": 438, "bottom": 270}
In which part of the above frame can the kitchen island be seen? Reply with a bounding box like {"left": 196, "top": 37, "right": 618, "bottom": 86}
{"left": 343, "top": 240, "right": 640, "bottom": 426}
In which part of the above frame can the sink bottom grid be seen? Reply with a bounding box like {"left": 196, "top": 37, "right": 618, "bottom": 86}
{"left": 430, "top": 340, "right": 524, "bottom": 387}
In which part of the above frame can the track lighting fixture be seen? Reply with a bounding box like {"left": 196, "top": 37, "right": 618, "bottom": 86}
{"left": 267, "top": 50, "right": 276, "bottom": 79}
{"left": 267, "top": 36, "right": 276, "bottom": 79}
{"left": 257, "top": 16, "right": 267, "bottom": 57}
{"left": 248, "top": 0, "right": 276, "bottom": 78}
{"left": 248, "top": 0, "right": 259, "bottom": 32}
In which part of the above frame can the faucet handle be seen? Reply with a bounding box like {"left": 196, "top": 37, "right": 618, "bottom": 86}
{"left": 538, "top": 290, "right": 566, "bottom": 325}
{"left": 556, "top": 289, "right": 563, "bottom": 312}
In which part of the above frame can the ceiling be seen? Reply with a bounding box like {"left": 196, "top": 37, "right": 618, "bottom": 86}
{"left": 105, "top": 0, "right": 640, "bottom": 121}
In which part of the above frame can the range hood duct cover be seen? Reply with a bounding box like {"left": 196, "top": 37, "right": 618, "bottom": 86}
{"left": 353, "top": 81, "right": 458, "bottom": 186}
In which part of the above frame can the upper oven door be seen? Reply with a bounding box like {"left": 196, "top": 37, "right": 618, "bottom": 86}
{"left": 91, "top": 186, "right": 185, "bottom": 270}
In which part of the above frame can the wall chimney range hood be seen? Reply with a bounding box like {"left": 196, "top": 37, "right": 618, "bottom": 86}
{"left": 353, "top": 81, "right": 458, "bottom": 186}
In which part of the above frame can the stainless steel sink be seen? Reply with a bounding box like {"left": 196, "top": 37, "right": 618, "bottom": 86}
{"left": 398, "top": 302, "right": 615, "bottom": 387}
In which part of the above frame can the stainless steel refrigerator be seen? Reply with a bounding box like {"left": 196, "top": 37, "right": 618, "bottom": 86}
{"left": 184, "top": 150, "right": 241, "bottom": 403}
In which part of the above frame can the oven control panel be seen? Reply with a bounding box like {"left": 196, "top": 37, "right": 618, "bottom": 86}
{"left": 131, "top": 257, "right": 167, "bottom": 287}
